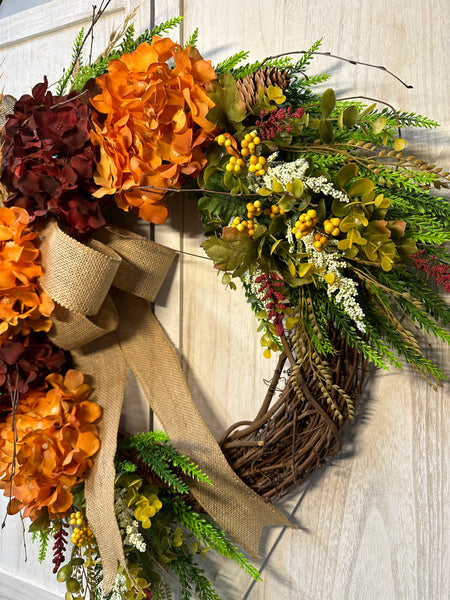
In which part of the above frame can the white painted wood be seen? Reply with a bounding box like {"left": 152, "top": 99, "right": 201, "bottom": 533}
{"left": 180, "top": 2, "right": 450, "bottom": 599}
{"left": 0, "top": 0, "right": 152, "bottom": 594}
{"left": 0, "top": 1, "right": 448, "bottom": 599}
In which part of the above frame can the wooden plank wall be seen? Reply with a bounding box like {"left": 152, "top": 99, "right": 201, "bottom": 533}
{"left": 0, "top": 1, "right": 448, "bottom": 599}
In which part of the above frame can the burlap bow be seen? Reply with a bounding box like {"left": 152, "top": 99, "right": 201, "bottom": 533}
{"left": 39, "top": 220, "right": 292, "bottom": 592}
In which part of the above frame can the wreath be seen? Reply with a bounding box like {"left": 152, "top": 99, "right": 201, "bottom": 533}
{"left": 0, "top": 7, "right": 449, "bottom": 600}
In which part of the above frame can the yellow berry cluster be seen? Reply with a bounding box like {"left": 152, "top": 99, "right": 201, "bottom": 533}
{"left": 216, "top": 134, "right": 232, "bottom": 148}
{"left": 292, "top": 209, "right": 319, "bottom": 239}
{"left": 69, "top": 511, "right": 94, "bottom": 547}
{"left": 240, "top": 131, "right": 262, "bottom": 157}
{"left": 231, "top": 216, "right": 256, "bottom": 237}
{"left": 313, "top": 232, "right": 329, "bottom": 252}
{"left": 134, "top": 493, "right": 163, "bottom": 529}
{"left": 225, "top": 156, "right": 245, "bottom": 173}
{"left": 248, "top": 154, "right": 267, "bottom": 176}
{"left": 246, "top": 200, "right": 262, "bottom": 218}
{"left": 264, "top": 204, "right": 286, "bottom": 219}
{"left": 323, "top": 217, "right": 341, "bottom": 236}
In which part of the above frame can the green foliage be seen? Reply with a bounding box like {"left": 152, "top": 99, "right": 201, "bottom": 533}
{"left": 31, "top": 528, "right": 50, "bottom": 563}
{"left": 214, "top": 50, "right": 250, "bottom": 76}
{"left": 171, "top": 500, "right": 261, "bottom": 581}
{"left": 184, "top": 27, "right": 199, "bottom": 48}
{"left": 56, "top": 26, "right": 85, "bottom": 95}
{"left": 58, "top": 16, "right": 184, "bottom": 94}
{"left": 171, "top": 555, "right": 222, "bottom": 600}
{"left": 119, "top": 431, "right": 211, "bottom": 493}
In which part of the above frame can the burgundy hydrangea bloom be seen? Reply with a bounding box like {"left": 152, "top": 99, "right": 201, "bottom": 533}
{"left": 1, "top": 77, "right": 108, "bottom": 238}
{"left": 0, "top": 332, "right": 66, "bottom": 416}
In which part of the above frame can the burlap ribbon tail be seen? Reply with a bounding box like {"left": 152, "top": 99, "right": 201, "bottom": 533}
{"left": 39, "top": 220, "right": 292, "bottom": 592}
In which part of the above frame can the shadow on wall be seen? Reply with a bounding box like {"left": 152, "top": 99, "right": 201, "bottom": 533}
{"left": 0, "top": 0, "right": 53, "bottom": 19}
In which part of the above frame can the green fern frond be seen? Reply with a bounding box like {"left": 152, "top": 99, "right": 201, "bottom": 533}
{"left": 214, "top": 50, "right": 250, "bottom": 76}
{"left": 56, "top": 26, "right": 85, "bottom": 95}
{"left": 289, "top": 38, "right": 323, "bottom": 74}
{"left": 171, "top": 500, "right": 262, "bottom": 581}
{"left": 184, "top": 27, "right": 199, "bottom": 48}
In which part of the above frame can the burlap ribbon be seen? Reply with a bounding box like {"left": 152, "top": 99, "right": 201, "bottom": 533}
{"left": 39, "top": 220, "right": 291, "bottom": 592}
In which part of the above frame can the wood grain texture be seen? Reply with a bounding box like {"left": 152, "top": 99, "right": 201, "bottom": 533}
{"left": 178, "top": 1, "right": 450, "bottom": 599}
{"left": 0, "top": 1, "right": 448, "bottom": 599}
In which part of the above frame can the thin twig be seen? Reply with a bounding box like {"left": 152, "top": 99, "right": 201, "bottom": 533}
{"left": 338, "top": 94, "right": 402, "bottom": 137}
{"left": 258, "top": 50, "right": 413, "bottom": 89}
{"left": 88, "top": 4, "right": 96, "bottom": 66}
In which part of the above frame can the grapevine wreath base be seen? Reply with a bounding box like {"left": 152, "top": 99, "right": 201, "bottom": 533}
{"left": 220, "top": 327, "right": 368, "bottom": 502}
{"left": 0, "top": 7, "right": 449, "bottom": 600}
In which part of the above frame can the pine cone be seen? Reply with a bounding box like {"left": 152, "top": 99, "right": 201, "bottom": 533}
{"left": 236, "top": 67, "right": 290, "bottom": 106}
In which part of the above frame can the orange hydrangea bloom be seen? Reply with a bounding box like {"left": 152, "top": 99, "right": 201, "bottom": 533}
{"left": 0, "top": 206, "right": 54, "bottom": 343}
{"left": 0, "top": 369, "right": 101, "bottom": 520}
{"left": 90, "top": 36, "right": 218, "bottom": 224}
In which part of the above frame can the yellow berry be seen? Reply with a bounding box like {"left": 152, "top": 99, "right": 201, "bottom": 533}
{"left": 307, "top": 209, "right": 317, "bottom": 219}
{"left": 229, "top": 156, "right": 236, "bottom": 163}
{"left": 295, "top": 232, "right": 302, "bottom": 240}
{"left": 292, "top": 227, "right": 298, "bottom": 234}
{"left": 269, "top": 213, "right": 276, "bottom": 219}
{"left": 256, "top": 169, "right": 266, "bottom": 176}
{"left": 324, "top": 222, "right": 334, "bottom": 234}
{"left": 233, "top": 165, "right": 241, "bottom": 173}
{"left": 236, "top": 158, "right": 244, "bottom": 166}
{"left": 225, "top": 163, "right": 233, "bottom": 172}
{"left": 253, "top": 136, "right": 261, "bottom": 145}
{"left": 75, "top": 512, "right": 82, "bottom": 519}
{"left": 248, "top": 164, "right": 257, "bottom": 173}
{"left": 224, "top": 139, "right": 232, "bottom": 147}
{"left": 217, "top": 134, "right": 226, "bottom": 145}
{"left": 236, "top": 224, "right": 244, "bottom": 232}
{"left": 233, "top": 216, "right": 240, "bottom": 223}
{"left": 248, "top": 228, "right": 255, "bottom": 236}
{"left": 258, "top": 156, "right": 266, "bottom": 165}
{"left": 244, "top": 133, "right": 252, "bottom": 142}
{"left": 246, "top": 203, "right": 254, "bottom": 211}
{"left": 320, "top": 236, "right": 328, "bottom": 245}
{"left": 299, "top": 223, "right": 307, "bottom": 232}
{"left": 300, "top": 214, "right": 306, "bottom": 222}
{"left": 76, "top": 518, "right": 83, "bottom": 526}
{"left": 332, "top": 227, "right": 340, "bottom": 236}
{"left": 241, "top": 148, "right": 250, "bottom": 156}
{"left": 331, "top": 217, "right": 341, "bottom": 227}
{"left": 249, "top": 155, "right": 258, "bottom": 165}
{"left": 305, "top": 218, "right": 312, "bottom": 226}
{"left": 241, "top": 220, "right": 247, "bottom": 227}
{"left": 314, "top": 233, "right": 322, "bottom": 241}
{"left": 271, "top": 205, "right": 280, "bottom": 214}
{"left": 248, "top": 142, "right": 256, "bottom": 151}
{"left": 241, "top": 140, "right": 248, "bottom": 148}
{"left": 254, "top": 200, "right": 262, "bottom": 208}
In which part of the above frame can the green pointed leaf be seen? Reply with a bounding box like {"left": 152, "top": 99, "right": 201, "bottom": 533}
{"left": 257, "top": 187, "right": 273, "bottom": 197}
{"left": 359, "top": 102, "right": 377, "bottom": 120}
{"left": 335, "top": 163, "right": 358, "bottom": 190}
{"left": 272, "top": 178, "right": 284, "bottom": 193}
{"left": 348, "top": 177, "right": 374, "bottom": 198}
{"left": 321, "top": 88, "right": 336, "bottom": 118}
{"left": 372, "top": 116, "right": 387, "bottom": 135}
{"left": 343, "top": 105, "right": 359, "bottom": 127}
{"left": 205, "top": 142, "right": 226, "bottom": 166}
{"left": 319, "top": 118, "right": 334, "bottom": 143}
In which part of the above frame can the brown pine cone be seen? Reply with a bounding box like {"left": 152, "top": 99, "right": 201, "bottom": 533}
{"left": 236, "top": 67, "right": 290, "bottom": 105}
